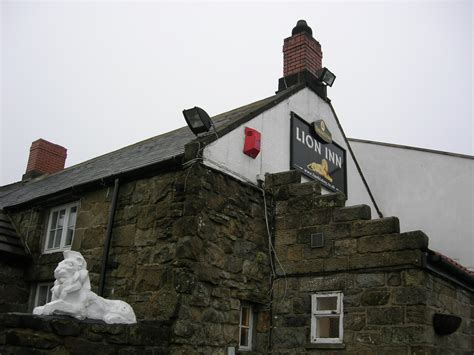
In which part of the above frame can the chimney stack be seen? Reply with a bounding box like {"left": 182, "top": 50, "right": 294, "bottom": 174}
{"left": 283, "top": 20, "right": 322, "bottom": 78}
{"left": 278, "top": 20, "right": 327, "bottom": 97}
{"left": 23, "top": 139, "right": 67, "bottom": 180}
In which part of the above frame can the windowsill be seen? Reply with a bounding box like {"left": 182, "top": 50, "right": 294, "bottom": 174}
{"left": 237, "top": 348, "right": 253, "bottom": 352}
{"left": 306, "top": 342, "right": 345, "bottom": 350}
{"left": 42, "top": 247, "right": 71, "bottom": 255}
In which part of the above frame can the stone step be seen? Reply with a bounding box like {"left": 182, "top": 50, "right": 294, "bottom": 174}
{"left": 333, "top": 204, "right": 371, "bottom": 222}
{"left": 288, "top": 181, "right": 322, "bottom": 197}
{"left": 351, "top": 217, "right": 400, "bottom": 238}
{"left": 264, "top": 170, "right": 301, "bottom": 188}
{"left": 288, "top": 192, "right": 346, "bottom": 211}
{"left": 357, "top": 230, "right": 429, "bottom": 253}
{"left": 274, "top": 181, "right": 322, "bottom": 201}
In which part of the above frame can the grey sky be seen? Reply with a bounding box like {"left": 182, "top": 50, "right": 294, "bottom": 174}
{"left": 1, "top": 1, "right": 472, "bottom": 186}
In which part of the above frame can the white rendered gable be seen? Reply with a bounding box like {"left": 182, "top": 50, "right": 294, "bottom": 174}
{"left": 203, "top": 88, "right": 378, "bottom": 216}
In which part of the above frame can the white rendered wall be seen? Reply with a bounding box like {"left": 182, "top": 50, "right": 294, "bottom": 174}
{"left": 350, "top": 140, "right": 474, "bottom": 270}
{"left": 203, "top": 88, "right": 377, "bottom": 216}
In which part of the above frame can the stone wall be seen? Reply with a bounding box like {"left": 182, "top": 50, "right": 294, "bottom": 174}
{"left": 271, "top": 271, "right": 473, "bottom": 354}
{"left": 4, "top": 167, "right": 472, "bottom": 354}
{"left": 0, "top": 257, "right": 30, "bottom": 314}
{"left": 164, "top": 163, "right": 271, "bottom": 354}
{"left": 0, "top": 313, "right": 170, "bottom": 354}
{"left": 6, "top": 164, "right": 271, "bottom": 354}
{"left": 267, "top": 170, "right": 473, "bottom": 354}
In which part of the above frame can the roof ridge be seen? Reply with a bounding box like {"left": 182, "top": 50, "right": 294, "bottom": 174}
{"left": 348, "top": 138, "right": 473, "bottom": 159}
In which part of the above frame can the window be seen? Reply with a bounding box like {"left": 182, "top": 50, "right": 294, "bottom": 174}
{"left": 44, "top": 202, "right": 78, "bottom": 253}
{"left": 34, "top": 282, "right": 53, "bottom": 307}
{"left": 311, "top": 292, "right": 343, "bottom": 343}
{"left": 239, "top": 305, "right": 253, "bottom": 351}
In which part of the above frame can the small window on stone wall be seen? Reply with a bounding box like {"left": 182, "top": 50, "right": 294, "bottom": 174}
{"left": 44, "top": 202, "right": 79, "bottom": 253}
{"left": 34, "top": 282, "right": 53, "bottom": 307}
{"left": 311, "top": 291, "right": 343, "bottom": 344}
{"left": 239, "top": 305, "right": 254, "bottom": 351}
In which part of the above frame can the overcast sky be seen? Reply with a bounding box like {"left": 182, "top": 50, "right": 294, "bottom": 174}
{"left": 1, "top": 0, "right": 472, "bottom": 186}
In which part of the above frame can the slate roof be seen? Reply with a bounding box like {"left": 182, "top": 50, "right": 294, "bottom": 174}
{"left": 0, "top": 84, "right": 304, "bottom": 209}
{"left": 0, "top": 210, "right": 29, "bottom": 257}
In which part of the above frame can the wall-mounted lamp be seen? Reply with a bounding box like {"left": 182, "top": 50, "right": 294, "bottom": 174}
{"left": 316, "top": 67, "right": 336, "bottom": 87}
{"left": 182, "top": 107, "right": 213, "bottom": 135}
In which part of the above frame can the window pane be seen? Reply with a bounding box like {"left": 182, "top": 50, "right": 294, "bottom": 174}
{"left": 54, "top": 229, "right": 62, "bottom": 248}
{"left": 241, "top": 307, "right": 250, "bottom": 327}
{"left": 317, "top": 317, "right": 339, "bottom": 338}
{"left": 47, "top": 230, "right": 55, "bottom": 249}
{"left": 68, "top": 206, "right": 77, "bottom": 228}
{"left": 46, "top": 286, "right": 52, "bottom": 303}
{"left": 240, "top": 327, "right": 249, "bottom": 347}
{"left": 317, "top": 296, "right": 338, "bottom": 311}
{"left": 50, "top": 211, "right": 59, "bottom": 229}
{"left": 57, "top": 210, "right": 66, "bottom": 228}
{"left": 37, "top": 285, "right": 48, "bottom": 306}
{"left": 65, "top": 228, "right": 74, "bottom": 246}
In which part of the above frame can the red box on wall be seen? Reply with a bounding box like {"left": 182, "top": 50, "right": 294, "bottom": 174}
{"left": 243, "top": 127, "right": 261, "bottom": 159}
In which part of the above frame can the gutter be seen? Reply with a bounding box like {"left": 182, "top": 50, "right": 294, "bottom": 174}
{"left": 426, "top": 250, "right": 474, "bottom": 292}
{"left": 3, "top": 155, "right": 183, "bottom": 212}
{"left": 98, "top": 178, "right": 120, "bottom": 297}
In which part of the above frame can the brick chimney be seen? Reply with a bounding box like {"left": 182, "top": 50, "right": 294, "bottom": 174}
{"left": 23, "top": 139, "right": 67, "bottom": 180}
{"left": 278, "top": 20, "right": 327, "bottom": 97}
{"left": 283, "top": 20, "right": 322, "bottom": 78}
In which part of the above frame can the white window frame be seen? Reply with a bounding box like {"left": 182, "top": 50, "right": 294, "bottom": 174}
{"left": 34, "top": 282, "right": 54, "bottom": 307}
{"left": 311, "top": 291, "right": 344, "bottom": 344}
{"left": 238, "top": 305, "right": 254, "bottom": 351}
{"left": 43, "top": 202, "right": 79, "bottom": 254}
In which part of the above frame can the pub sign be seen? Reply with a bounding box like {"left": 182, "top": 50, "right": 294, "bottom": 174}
{"left": 290, "top": 112, "right": 347, "bottom": 194}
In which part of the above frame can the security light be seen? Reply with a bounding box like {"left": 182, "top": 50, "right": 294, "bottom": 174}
{"left": 316, "top": 67, "right": 336, "bottom": 87}
{"left": 182, "top": 107, "right": 213, "bottom": 135}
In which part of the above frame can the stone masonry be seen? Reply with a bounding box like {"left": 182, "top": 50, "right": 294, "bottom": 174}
{"left": 0, "top": 312, "right": 171, "bottom": 355}
{"left": 4, "top": 164, "right": 271, "bottom": 354}
{"left": 1, "top": 166, "right": 472, "bottom": 354}
{"left": 267, "top": 170, "right": 473, "bottom": 354}
{"left": 0, "top": 258, "right": 30, "bottom": 314}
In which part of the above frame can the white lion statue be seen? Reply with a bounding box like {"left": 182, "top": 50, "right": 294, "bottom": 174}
{"left": 33, "top": 250, "right": 136, "bottom": 324}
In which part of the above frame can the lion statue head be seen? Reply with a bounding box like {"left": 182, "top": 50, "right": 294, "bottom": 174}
{"left": 51, "top": 250, "right": 91, "bottom": 301}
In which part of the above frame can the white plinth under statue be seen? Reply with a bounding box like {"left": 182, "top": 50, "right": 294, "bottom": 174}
{"left": 33, "top": 250, "right": 136, "bottom": 324}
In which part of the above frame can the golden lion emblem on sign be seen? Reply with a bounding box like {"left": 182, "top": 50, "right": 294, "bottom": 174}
{"left": 33, "top": 250, "right": 136, "bottom": 324}
{"left": 307, "top": 159, "right": 333, "bottom": 183}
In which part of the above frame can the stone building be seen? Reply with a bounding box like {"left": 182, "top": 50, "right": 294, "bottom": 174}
{"left": 0, "top": 21, "right": 472, "bottom": 354}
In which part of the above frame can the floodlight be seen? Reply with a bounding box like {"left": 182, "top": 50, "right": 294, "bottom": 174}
{"left": 316, "top": 67, "right": 336, "bottom": 87}
{"left": 182, "top": 107, "right": 212, "bottom": 135}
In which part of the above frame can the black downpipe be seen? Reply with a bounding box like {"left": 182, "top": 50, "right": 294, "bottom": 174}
{"left": 98, "top": 178, "right": 120, "bottom": 297}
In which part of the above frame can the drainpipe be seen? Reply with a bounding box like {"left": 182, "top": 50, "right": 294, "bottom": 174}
{"left": 98, "top": 178, "right": 120, "bottom": 297}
